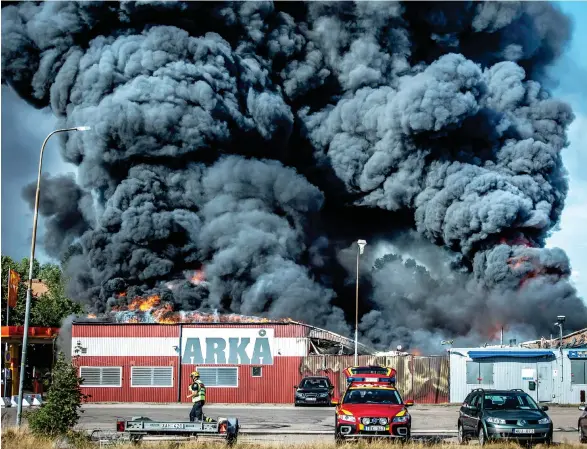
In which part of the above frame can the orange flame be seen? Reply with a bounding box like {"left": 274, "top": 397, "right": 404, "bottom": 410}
{"left": 128, "top": 294, "right": 161, "bottom": 312}
{"left": 108, "top": 289, "right": 297, "bottom": 324}
{"left": 117, "top": 291, "right": 127, "bottom": 297}
{"left": 411, "top": 348, "right": 422, "bottom": 356}
{"left": 189, "top": 270, "right": 205, "bottom": 285}
{"left": 87, "top": 313, "right": 97, "bottom": 319}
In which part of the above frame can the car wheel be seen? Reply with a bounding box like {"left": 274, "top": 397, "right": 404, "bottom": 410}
{"left": 402, "top": 429, "right": 411, "bottom": 443}
{"left": 335, "top": 432, "right": 344, "bottom": 446}
{"left": 457, "top": 422, "right": 468, "bottom": 445}
{"left": 580, "top": 427, "right": 587, "bottom": 444}
{"left": 478, "top": 424, "right": 487, "bottom": 446}
{"left": 544, "top": 427, "right": 553, "bottom": 446}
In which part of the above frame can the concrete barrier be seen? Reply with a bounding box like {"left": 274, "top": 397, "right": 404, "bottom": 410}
{"left": 10, "top": 395, "right": 31, "bottom": 407}
{"left": 0, "top": 397, "right": 11, "bottom": 407}
{"left": 25, "top": 394, "right": 43, "bottom": 406}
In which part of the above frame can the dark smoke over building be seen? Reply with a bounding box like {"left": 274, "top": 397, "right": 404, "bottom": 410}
{"left": 2, "top": 1, "right": 586, "bottom": 351}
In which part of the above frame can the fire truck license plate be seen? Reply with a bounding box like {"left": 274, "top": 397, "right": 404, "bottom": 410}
{"left": 514, "top": 429, "right": 535, "bottom": 434}
{"left": 366, "top": 425, "right": 385, "bottom": 432}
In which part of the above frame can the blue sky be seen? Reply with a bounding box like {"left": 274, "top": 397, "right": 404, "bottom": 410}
{"left": 545, "top": 1, "right": 587, "bottom": 301}
{"left": 1, "top": 2, "right": 586, "bottom": 303}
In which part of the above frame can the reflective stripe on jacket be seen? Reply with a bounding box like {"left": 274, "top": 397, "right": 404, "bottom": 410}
{"left": 191, "top": 380, "right": 206, "bottom": 403}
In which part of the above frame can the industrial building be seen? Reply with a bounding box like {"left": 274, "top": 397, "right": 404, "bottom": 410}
{"left": 71, "top": 321, "right": 449, "bottom": 404}
{"left": 70, "top": 319, "right": 586, "bottom": 405}
{"left": 449, "top": 347, "right": 587, "bottom": 404}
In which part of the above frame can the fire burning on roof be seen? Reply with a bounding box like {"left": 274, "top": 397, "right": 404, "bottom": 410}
{"left": 84, "top": 293, "right": 293, "bottom": 325}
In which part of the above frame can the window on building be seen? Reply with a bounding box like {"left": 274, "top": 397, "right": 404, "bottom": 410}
{"left": 571, "top": 360, "right": 587, "bottom": 385}
{"left": 466, "top": 361, "right": 494, "bottom": 385}
{"left": 79, "top": 366, "right": 122, "bottom": 387}
{"left": 252, "top": 367, "right": 262, "bottom": 377}
{"left": 196, "top": 367, "right": 238, "bottom": 387}
{"left": 131, "top": 366, "right": 173, "bottom": 387}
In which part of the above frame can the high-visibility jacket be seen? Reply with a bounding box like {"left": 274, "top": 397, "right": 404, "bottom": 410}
{"left": 190, "top": 380, "right": 206, "bottom": 403}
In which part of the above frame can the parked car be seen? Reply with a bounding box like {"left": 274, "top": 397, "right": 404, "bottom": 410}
{"left": 294, "top": 376, "right": 334, "bottom": 406}
{"left": 579, "top": 404, "right": 587, "bottom": 444}
{"left": 457, "top": 388, "right": 553, "bottom": 446}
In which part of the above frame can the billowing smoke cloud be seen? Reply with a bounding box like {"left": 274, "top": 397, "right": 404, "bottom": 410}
{"left": 3, "top": 1, "right": 586, "bottom": 351}
{"left": 22, "top": 173, "right": 93, "bottom": 259}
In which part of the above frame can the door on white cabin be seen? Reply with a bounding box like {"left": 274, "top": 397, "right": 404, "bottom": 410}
{"left": 537, "top": 362, "right": 553, "bottom": 402}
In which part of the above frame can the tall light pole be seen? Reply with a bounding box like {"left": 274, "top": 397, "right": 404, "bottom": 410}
{"left": 554, "top": 315, "right": 565, "bottom": 385}
{"left": 355, "top": 239, "right": 367, "bottom": 366}
{"left": 16, "top": 126, "right": 90, "bottom": 427}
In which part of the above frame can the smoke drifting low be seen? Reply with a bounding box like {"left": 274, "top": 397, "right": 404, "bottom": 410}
{"left": 3, "top": 1, "right": 586, "bottom": 351}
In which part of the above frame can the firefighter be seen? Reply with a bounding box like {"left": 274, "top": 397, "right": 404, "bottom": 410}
{"left": 187, "top": 370, "right": 213, "bottom": 422}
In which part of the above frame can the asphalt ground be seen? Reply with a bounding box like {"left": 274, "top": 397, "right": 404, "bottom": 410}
{"left": 1, "top": 404, "right": 583, "bottom": 444}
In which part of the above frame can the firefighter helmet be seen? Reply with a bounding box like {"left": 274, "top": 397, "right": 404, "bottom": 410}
{"left": 190, "top": 370, "right": 200, "bottom": 379}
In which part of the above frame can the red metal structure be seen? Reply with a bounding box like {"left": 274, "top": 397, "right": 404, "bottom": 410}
{"left": 73, "top": 322, "right": 314, "bottom": 404}
{"left": 71, "top": 322, "right": 450, "bottom": 404}
{"left": 1, "top": 326, "right": 59, "bottom": 396}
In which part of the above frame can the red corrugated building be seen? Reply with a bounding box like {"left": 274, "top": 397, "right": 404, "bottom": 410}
{"left": 71, "top": 321, "right": 374, "bottom": 404}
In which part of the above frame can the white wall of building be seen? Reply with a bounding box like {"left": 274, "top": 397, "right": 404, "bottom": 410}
{"left": 449, "top": 348, "right": 587, "bottom": 404}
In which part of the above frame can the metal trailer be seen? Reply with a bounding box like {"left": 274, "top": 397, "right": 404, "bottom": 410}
{"left": 100, "top": 416, "right": 239, "bottom": 445}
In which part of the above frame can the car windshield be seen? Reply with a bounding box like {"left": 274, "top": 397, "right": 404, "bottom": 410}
{"left": 301, "top": 379, "right": 329, "bottom": 389}
{"left": 482, "top": 393, "right": 539, "bottom": 410}
{"left": 343, "top": 389, "right": 402, "bottom": 405}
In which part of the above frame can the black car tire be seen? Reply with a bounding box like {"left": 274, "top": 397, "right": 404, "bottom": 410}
{"left": 403, "top": 429, "right": 411, "bottom": 443}
{"left": 580, "top": 427, "right": 586, "bottom": 444}
{"left": 457, "top": 422, "right": 468, "bottom": 445}
{"left": 478, "top": 424, "right": 487, "bottom": 446}
{"left": 544, "top": 427, "right": 553, "bottom": 446}
{"left": 335, "top": 432, "right": 344, "bottom": 446}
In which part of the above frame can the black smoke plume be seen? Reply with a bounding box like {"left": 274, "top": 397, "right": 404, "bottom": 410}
{"left": 3, "top": 1, "right": 586, "bottom": 351}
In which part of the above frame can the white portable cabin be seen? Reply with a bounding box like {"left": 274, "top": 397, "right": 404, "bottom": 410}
{"left": 449, "top": 347, "right": 587, "bottom": 404}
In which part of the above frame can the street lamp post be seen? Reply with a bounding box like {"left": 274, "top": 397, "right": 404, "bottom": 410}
{"left": 16, "top": 126, "right": 90, "bottom": 427}
{"left": 553, "top": 315, "right": 565, "bottom": 385}
{"left": 355, "top": 239, "right": 367, "bottom": 366}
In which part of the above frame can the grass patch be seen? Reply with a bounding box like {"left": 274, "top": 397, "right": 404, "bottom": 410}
{"left": 0, "top": 429, "right": 584, "bottom": 449}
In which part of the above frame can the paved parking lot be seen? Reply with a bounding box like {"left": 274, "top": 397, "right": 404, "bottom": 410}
{"left": 2, "top": 403, "right": 582, "bottom": 444}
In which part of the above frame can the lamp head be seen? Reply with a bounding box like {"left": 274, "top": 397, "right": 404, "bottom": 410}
{"left": 76, "top": 126, "right": 91, "bottom": 131}
{"left": 357, "top": 239, "right": 367, "bottom": 254}
{"left": 556, "top": 315, "right": 565, "bottom": 324}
